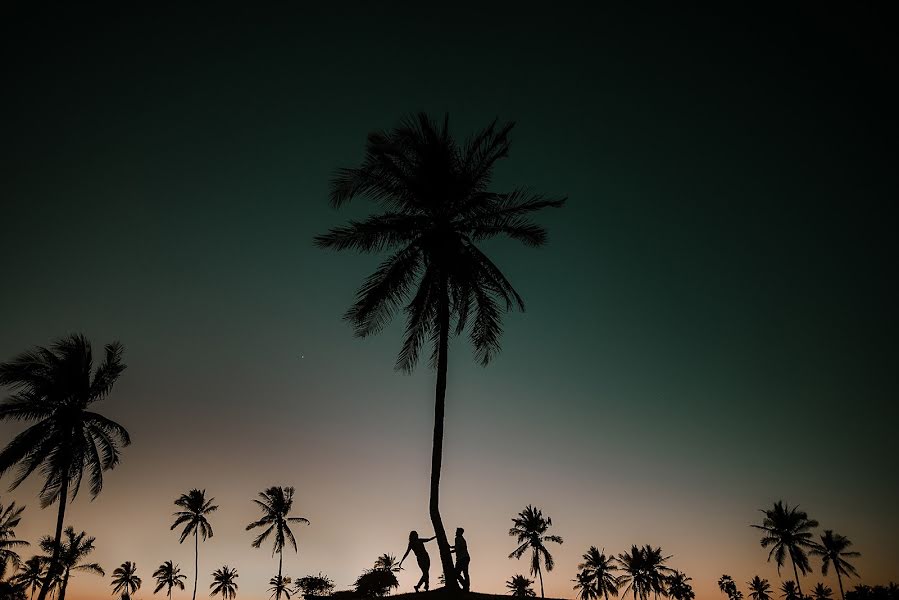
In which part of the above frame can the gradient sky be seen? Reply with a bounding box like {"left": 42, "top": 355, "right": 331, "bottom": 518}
{"left": 1, "top": 4, "right": 897, "bottom": 600}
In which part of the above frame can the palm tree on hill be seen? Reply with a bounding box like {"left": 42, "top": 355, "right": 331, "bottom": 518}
{"left": 39, "top": 528, "right": 104, "bottom": 600}
{"left": 316, "top": 114, "right": 565, "bottom": 587}
{"left": 247, "top": 487, "right": 308, "bottom": 600}
{"left": 810, "top": 530, "right": 861, "bottom": 600}
{"left": 509, "top": 505, "right": 563, "bottom": 598}
{"left": 373, "top": 554, "right": 401, "bottom": 573}
{"left": 269, "top": 576, "right": 292, "bottom": 600}
{"left": 210, "top": 566, "right": 238, "bottom": 600}
{"left": 153, "top": 561, "right": 186, "bottom": 600}
{"left": 617, "top": 546, "right": 673, "bottom": 600}
{"left": 666, "top": 572, "right": 695, "bottom": 600}
{"left": 575, "top": 547, "right": 620, "bottom": 600}
{"left": 13, "top": 557, "right": 45, "bottom": 600}
{"left": 507, "top": 575, "right": 537, "bottom": 597}
{"left": 753, "top": 501, "right": 819, "bottom": 599}
{"left": 0, "top": 500, "right": 28, "bottom": 578}
{"left": 111, "top": 561, "right": 142, "bottom": 600}
{"left": 171, "top": 489, "right": 217, "bottom": 600}
{"left": 0, "top": 334, "right": 130, "bottom": 600}
{"left": 748, "top": 576, "right": 772, "bottom": 600}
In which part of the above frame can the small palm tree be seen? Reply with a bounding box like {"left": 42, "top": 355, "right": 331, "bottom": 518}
{"left": 269, "top": 576, "right": 292, "bottom": 600}
{"left": 39, "top": 528, "right": 104, "bottom": 600}
{"left": 13, "top": 556, "right": 45, "bottom": 600}
{"left": 210, "top": 567, "right": 238, "bottom": 600}
{"left": 781, "top": 581, "right": 801, "bottom": 600}
{"left": 111, "top": 562, "right": 142, "bottom": 600}
{"left": 813, "top": 584, "right": 834, "bottom": 600}
{"left": 575, "top": 547, "right": 620, "bottom": 600}
{"left": 153, "top": 561, "right": 186, "bottom": 600}
{"left": 171, "top": 490, "right": 217, "bottom": 600}
{"left": 748, "top": 576, "right": 772, "bottom": 600}
{"left": 247, "top": 487, "right": 309, "bottom": 600}
{"left": 617, "top": 546, "right": 673, "bottom": 600}
{"left": 667, "top": 572, "right": 695, "bottom": 600}
{"left": 810, "top": 530, "right": 860, "bottom": 600}
{"left": 0, "top": 500, "right": 28, "bottom": 578}
{"left": 507, "top": 575, "right": 537, "bottom": 597}
{"left": 720, "top": 576, "right": 739, "bottom": 600}
{"left": 317, "top": 114, "right": 565, "bottom": 588}
{"left": 509, "top": 505, "right": 563, "bottom": 598}
{"left": 753, "top": 501, "right": 819, "bottom": 599}
{"left": 373, "top": 554, "right": 401, "bottom": 573}
{"left": 0, "top": 335, "right": 129, "bottom": 600}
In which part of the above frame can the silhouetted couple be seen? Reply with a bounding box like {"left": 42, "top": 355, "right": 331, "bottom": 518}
{"left": 399, "top": 528, "right": 470, "bottom": 592}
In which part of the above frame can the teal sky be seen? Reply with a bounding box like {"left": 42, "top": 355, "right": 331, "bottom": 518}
{"left": 1, "top": 4, "right": 897, "bottom": 600}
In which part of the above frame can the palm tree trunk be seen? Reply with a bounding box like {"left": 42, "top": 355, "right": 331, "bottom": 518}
{"left": 537, "top": 564, "right": 544, "bottom": 598}
{"left": 836, "top": 571, "right": 845, "bottom": 600}
{"left": 192, "top": 531, "right": 198, "bottom": 600}
{"left": 790, "top": 557, "right": 804, "bottom": 599}
{"left": 429, "top": 278, "right": 458, "bottom": 590}
{"left": 36, "top": 476, "right": 68, "bottom": 600}
{"left": 277, "top": 551, "right": 283, "bottom": 600}
{"left": 57, "top": 569, "right": 70, "bottom": 600}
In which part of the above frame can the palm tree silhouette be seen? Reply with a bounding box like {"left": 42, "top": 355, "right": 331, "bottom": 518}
{"left": 210, "top": 566, "right": 238, "bottom": 600}
{"left": 748, "top": 576, "right": 772, "bottom": 600}
{"left": 780, "top": 581, "right": 801, "bottom": 600}
{"left": 153, "top": 561, "right": 186, "bottom": 600}
{"left": 666, "top": 572, "right": 695, "bottom": 600}
{"left": 171, "top": 489, "right": 217, "bottom": 600}
{"left": 507, "top": 575, "right": 537, "bottom": 597}
{"left": 316, "top": 114, "right": 565, "bottom": 587}
{"left": 39, "top": 527, "right": 104, "bottom": 600}
{"left": 509, "top": 505, "right": 563, "bottom": 598}
{"left": 13, "top": 557, "right": 45, "bottom": 600}
{"left": 0, "top": 335, "right": 129, "bottom": 600}
{"left": 574, "top": 547, "right": 620, "bottom": 600}
{"left": 0, "top": 500, "right": 28, "bottom": 578}
{"left": 268, "top": 576, "right": 292, "bottom": 600}
{"left": 810, "top": 530, "right": 861, "bottom": 600}
{"left": 373, "top": 554, "right": 401, "bottom": 573}
{"left": 111, "top": 562, "right": 142, "bottom": 600}
{"left": 719, "top": 576, "right": 740, "bottom": 600}
{"left": 753, "top": 501, "right": 819, "bottom": 599}
{"left": 246, "top": 487, "right": 309, "bottom": 600}
{"left": 616, "top": 546, "right": 673, "bottom": 600}
{"left": 813, "top": 584, "right": 834, "bottom": 600}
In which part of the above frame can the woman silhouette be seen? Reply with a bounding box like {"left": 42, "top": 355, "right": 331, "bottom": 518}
{"left": 399, "top": 530, "right": 437, "bottom": 592}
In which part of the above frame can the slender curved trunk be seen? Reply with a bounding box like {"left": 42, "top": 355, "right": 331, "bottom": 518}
{"left": 537, "top": 560, "right": 544, "bottom": 598}
{"left": 57, "top": 568, "right": 70, "bottom": 600}
{"left": 790, "top": 557, "right": 804, "bottom": 599}
{"left": 276, "top": 551, "right": 283, "bottom": 600}
{"left": 192, "top": 531, "right": 198, "bottom": 600}
{"left": 836, "top": 570, "right": 845, "bottom": 600}
{"left": 36, "top": 476, "right": 68, "bottom": 600}
{"left": 429, "top": 277, "right": 458, "bottom": 590}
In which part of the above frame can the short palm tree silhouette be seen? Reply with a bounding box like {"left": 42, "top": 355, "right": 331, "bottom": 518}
{"left": 574, "top": 547, "right": 620, "bottom": 600}
{"left": 247, "top": 487, "right": 309, "bottom": 600}
{"left": 13, "top": 556, "right": 45, "bottom": 600}
{"left": 810, "top": 530, "right": 860, "bottom": 600}
{"left": 509, "top": 505, "right": 563, "bottom": 598}
{"left": 719, "top": 576, "right": 740, "bottom": 600}
{"left": 171, "top": 489, "right": 217, "bottom": 600}
{"left": 813, "top": 584, "right": 834, "bottom": 600}
{"left": 748, "top": 576, "right": 772, "bottom": 600}
{"left": 373, "top": 554, "right": 401, "bottom": 573}
{"left": 316, "top": 114, "right": 565, "bottom": 588}
{"left": 666, "top": 572, "right": 695, "bottom": 600}
{"left": 0, "top": 334, "right": 129, "bottom": 600}
{"left": 111, "top": 562, "right": 142, "bottom": 600}
{"left": 507, "top": 575, "right": 537, "bottom": 597}
{"left": 780, "top": 581, "right": 800, "bottom": 600}
{"left": 210, "top": 566, "right": 238, "bottom": 600}
{"left": 153, "top": 561, "right": 186, "bottom": 600}
{"left": 39, "top": 527, "right": 104, "bottom": 600}
{"left": 753, "top": 501, "right": 819, "bottom": 599}
{"left": 0, "top": 500, "right": 27, "bottom": 578}
{"left": 616, "top": 546, "right": 673, "bottom": 600}
{"left": 269, "top": 576, "right": 292, "bottom": 600}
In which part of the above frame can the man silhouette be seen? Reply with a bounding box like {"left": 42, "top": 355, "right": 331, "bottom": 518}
{"left": 450, "top": 527, "right": 470, "bottom": 592}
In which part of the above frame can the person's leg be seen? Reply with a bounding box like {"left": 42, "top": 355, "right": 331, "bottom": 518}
{"left": 460, "top": 560, "right": 470, "bottom": 591}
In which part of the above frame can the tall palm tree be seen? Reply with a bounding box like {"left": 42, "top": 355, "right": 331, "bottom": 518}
{"left": 39, "top": 527, "right": 104, "bottom": 600}
{"left": 810, "top": 530, "right": 861, "bottom": 600}
{"left": 316, "top": 114, "right": 565, "bottom": 587}
{"left": 268, "top": 576, "right": 292, "bottom": 600}
{"left": 153, "top": 561, "right": 186, "bottom": 600}
{"left": 813, "top": 584, "right": 834, "bottom": 600}
{"left": 753, "top": 501, "right": 819, "bottom": 599}
{"left": 171, "top": 490, "right": 217, "bottom": 600}
{"left": 0, "top": 334, "right": 130, "bottom": 600}
{"left": 641, "top": 546, "right": 674, "bottom": 600}
{"left": 246, "top": 487, "right": 308, "bottom": 600}
{"left": 210, "top": 566, "right": 238, "bottom": 600}
{"left": 666, "top": 572, "right": 695, "bottom": 600}
{"left": 509, "top": 505, "right": 563, "bottom": 598}
{"left": 507, "top": 575, "right": 537, "bottom": 598}
{"left": 111, "top": 561, "right": 142, "bottom": 600}
{"left": 575, "top": 547, "right": 620, "bottom": 600}
{"left": 13, "top": 557, "right": 45, "bottom": 600}
{"left": 0, "top": 500, "right": 28, "bottom": 578}
{"left": 780, "top": 581, "right": 800, "bottom": 600}
{"left": 748, "top": 576, "right": 772, "bottom": 600}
